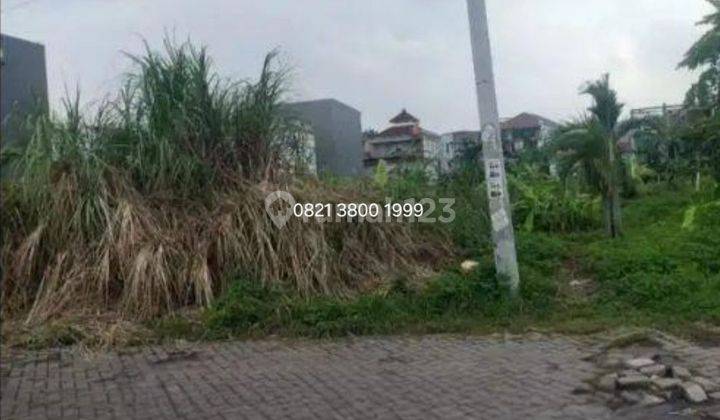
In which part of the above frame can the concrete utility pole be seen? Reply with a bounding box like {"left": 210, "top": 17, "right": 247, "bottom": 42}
{"left": 466, "top": 0, "right": 520, "bottom": 295}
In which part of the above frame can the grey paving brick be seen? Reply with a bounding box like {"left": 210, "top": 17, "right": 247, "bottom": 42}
{"left": 2, "top": 334, "right": 718, "bottom": 419}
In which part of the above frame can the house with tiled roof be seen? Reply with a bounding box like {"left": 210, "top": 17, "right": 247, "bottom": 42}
{"left": 363, "top": 109, "right": 441, "bottom": 172}
{"left": 500, "top": 112, "right": 558, "bottom": 155}
{"left": 389, "top": 109, "right": 419, "bottom": 125}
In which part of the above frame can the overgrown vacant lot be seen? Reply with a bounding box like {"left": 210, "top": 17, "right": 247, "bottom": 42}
{"left": 163, "top": 185, "right": 719, "bottom": 342}
{"left": 0, "top": 39, "right": 452, "bottom": 348}
{"left": 1, "top": 38, "right": 718, "bottom": 349}
{"left": 5, "top": 179, "right": 718, "bottom": 349}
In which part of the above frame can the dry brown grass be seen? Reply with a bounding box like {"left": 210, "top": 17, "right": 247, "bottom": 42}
{"left": 1, "top": 177, "right": 450, "bottom": 324}
{"left": 1, "top": 312, "right": 156, "bottom": 350}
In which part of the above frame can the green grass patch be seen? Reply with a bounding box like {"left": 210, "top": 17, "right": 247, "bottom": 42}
{"left": 204, "top": 263, "right": 559, "bottom": 339}
{"left": 585, "top": 190, "right": 720, "bottom": 324}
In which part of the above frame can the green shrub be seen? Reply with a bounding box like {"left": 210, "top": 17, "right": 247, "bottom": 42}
{"left": 421, "top": 270, "right": 501, "bottom": 315}
{"left": 289, "top": 295, "right": 410, "bottom": 337}
{"left": 204, "top": 260, "right": 565, "bottom": 339}
{"left": 206, "top": 277, "right": 284, "bottom": 332}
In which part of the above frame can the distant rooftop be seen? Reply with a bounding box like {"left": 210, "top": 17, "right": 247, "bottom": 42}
{"left": 389, "top": 108, "right": 419, "bottom": 124}
{"left": 630, "top": 104, "right": 683, "bottom": 119}
{"left": 284, "top": 98, "right": 360, "bottom": 115}
{"left": 444, "top": 130, "right": 480, "bottom": 137}
{"left": 0, "top": 33, "right": 45, "bottom": 47}
{"left": 501, "top": 112, "right": 558, "bottom": 130}
{"left": 377, "top": 124, "right": 421, "bottom": 138}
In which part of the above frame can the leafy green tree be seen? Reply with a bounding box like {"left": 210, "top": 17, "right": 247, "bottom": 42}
{"left": 679, "top": 113, "right": 720, "bottom": 188}
{"left": 633, "top": 115, "right": 686, "bottom": 185}
{"left": 679, "top": 0, "right": 720, "bottom": 112}
{"left": 553, "top": 74, "right": 636, "bottom": 238}
{"left": 511, "top": 144, "right": 555, "bottom": 176}
{"left": 450, "top": 142, "right": 484, "bottom": 183}
{"left": 678, "top": 0, "right": 720, "bottom": 189}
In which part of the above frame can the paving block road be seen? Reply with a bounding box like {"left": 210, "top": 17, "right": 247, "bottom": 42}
{"left": 2, "top": 334, "right": 719, "bottom": 419}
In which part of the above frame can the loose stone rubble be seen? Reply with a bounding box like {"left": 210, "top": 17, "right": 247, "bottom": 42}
{"left": 624, "top": 358, "right": 655, "bottom": 369}
{"left": 651, "top": 377, "right": 681, "bottom": 390}
{"left": 592, "top": 355, "right": 718, "bottom": 408}
{"left": 617, "top": 374, "right": 652, "bottom": 389}
{"left": 694, "top": 377, "right": 720, "bottom": 393}
{"left": 598, "top": 373, "right": 618, "bottom": 392}
{"left": 639, "top": 364, "right": 666, "bottom": 376}
{"left": 671, "top": 365, "right": 692, "bottom": 380}
{"left": 680, "top": 382, "right": 708, "bottom": 403}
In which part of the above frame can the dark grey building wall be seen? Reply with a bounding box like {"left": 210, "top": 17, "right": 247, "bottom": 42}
{"left": 284, "top": 99, "right": 363, "bottom": 177}
{"left": 1, "top": 34, "right": 48, "bottom": 147}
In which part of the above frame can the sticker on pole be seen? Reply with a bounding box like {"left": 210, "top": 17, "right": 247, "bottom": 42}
{"left": 481, "top": 123, "right": 499, "bottom": 153}
{"left": 488, "top": 180, "right": 503, "bottom": 199}
{"left": 491, "top": 209, "right": 509, "bottom": 231}
{"left": 486, "top": 159, "right": 503, "bottom": 180}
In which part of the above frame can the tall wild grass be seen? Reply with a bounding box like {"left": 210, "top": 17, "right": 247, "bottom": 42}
{"left": 1, "top": 38, "right": 447, "bottom": 323}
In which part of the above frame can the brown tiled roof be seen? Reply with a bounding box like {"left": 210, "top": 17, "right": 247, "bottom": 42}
{"left": 501, "top": 113, "right": 557, "bottom": 130}
{"left": 377, "top": 124, "right": 422, "bottom": 138}
{"left": 389, "top": 109, "right": 419, "bottom": 124}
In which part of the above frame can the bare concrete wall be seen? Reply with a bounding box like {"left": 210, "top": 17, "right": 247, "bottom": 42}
{"left": 1, "top": 34, "right": 48, "bottom": 147}
{"left": 284, "top": 99, "right": 363, "bottom": 178}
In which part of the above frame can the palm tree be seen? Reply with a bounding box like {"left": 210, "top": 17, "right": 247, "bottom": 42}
{"left": 553, "top": 74, "right": 636, "bottom": 238}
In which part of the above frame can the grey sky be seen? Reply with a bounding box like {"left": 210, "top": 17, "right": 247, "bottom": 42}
{"left": 2, "top": 0, "right": 711, "bottom": 133}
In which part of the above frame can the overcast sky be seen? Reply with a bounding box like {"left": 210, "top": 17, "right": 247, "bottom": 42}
{"left": 2, "top": 0, "right": 711, "bottom": 133}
